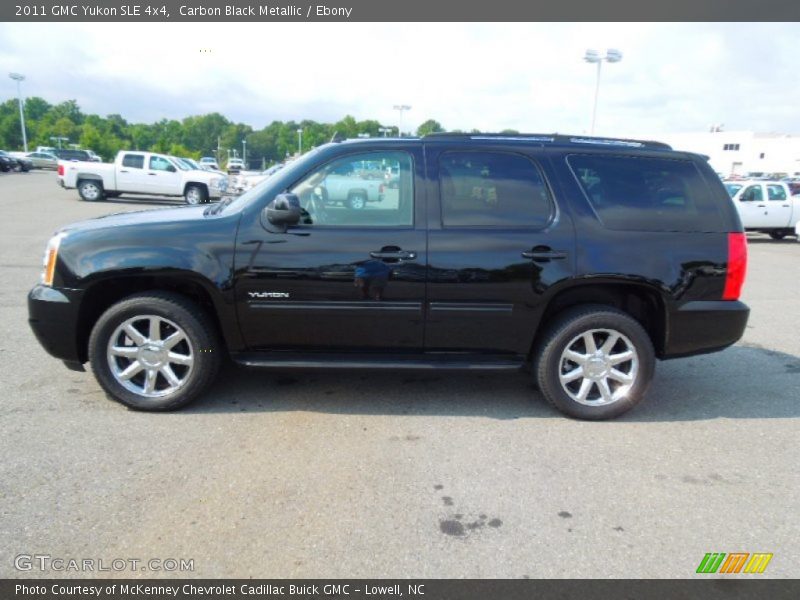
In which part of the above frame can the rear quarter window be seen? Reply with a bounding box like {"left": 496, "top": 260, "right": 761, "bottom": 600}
{"left": 567, "top": 154, "right": 726, "bottom": 232}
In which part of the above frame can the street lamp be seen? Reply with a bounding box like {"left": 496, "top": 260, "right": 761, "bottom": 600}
{"left": 297, "top": 128, "right": 303, "bottom": 154}
{"left": 50, "top": 136, "right": 69, "bottom": 149}
{"left": 9, "top": 72, "right": 28, "bottom": 152}
{"left": 583, "top": 48, "right": 622, "bottom": 135}
{"left": 393, "top": 105, "right": 411, "bottom": 137}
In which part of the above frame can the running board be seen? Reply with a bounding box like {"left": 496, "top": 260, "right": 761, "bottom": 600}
{"left": 233, "top": 353, "right": 525, "bottom": 371}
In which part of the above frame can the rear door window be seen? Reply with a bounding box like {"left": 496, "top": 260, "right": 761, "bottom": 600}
{"left": 567, "top": 154, "right": 725, "bottom": 232}
{"left": 439, "top": 151, "right": 552, "bottom": 228}
{"left": 122, "top": 154, "right": 145, "bottom": 169}
{"left": 767, "top": 184, "right": 787, "bottom": 201}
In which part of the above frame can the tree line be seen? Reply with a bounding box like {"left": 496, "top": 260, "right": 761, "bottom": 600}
{"left": 0, "top": 96, "right": 458, "bottom": 167}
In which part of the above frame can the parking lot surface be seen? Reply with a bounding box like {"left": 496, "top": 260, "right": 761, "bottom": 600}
{"left": 1, "top": 170, "right": 798, "bottom": 578}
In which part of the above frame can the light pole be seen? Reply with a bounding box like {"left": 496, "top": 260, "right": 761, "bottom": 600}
{"left": 242, "top": 139, "right": 247, "bottom": 167}
{"left": 378, "top": 127, "right": 392, "bottom": 137}
{"left": 584, "top": 49, "right": 622, "bottom": 135}
{"left": 393, "top": 105, "right": 411, "bottom": 137}
{"left": 9, "top": 73, "right": 28, "bottom": 152}
{"left": 297, "top": 128, "right": 303, "bottom": 155}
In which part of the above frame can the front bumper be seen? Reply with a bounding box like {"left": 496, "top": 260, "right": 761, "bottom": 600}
{"left": 208, "top": 178, "right": 229, "bottom": 198}
{"left": 662, "top": 300, "right": 750, "bottom": 359}
{"left": 28, "top": 285, "right": 85, "bottom": 364}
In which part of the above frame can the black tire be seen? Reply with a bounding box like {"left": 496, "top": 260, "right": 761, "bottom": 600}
{"left": 88, "top": 292, "right": 221, "bottom": 411}
{"left": 184, "top": 184, "right": 208, "bottom": 205}
{"left": 533, "top": 305, "right": 655, "bottom": 420}
{"left": 347, "top": 192, "right": 367, "bottom": 210}
{"left": 769, "top": 231, "right": 787, "bottom": 240}
{"left": 78, "top": 179, "right": 104, "bottom": 202}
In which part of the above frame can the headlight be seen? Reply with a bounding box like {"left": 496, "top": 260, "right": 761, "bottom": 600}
{"left": 41, "top": 232, "right": 66, "bottom": 286}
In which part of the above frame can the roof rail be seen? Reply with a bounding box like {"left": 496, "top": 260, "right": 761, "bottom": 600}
{"left": 423, "top": 132, "right": 672, "bottom": 150}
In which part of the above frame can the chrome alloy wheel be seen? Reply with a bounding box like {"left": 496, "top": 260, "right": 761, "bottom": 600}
{"left": 185, "top": 187, "right": 201, "bottom": 204}
{"left": 80, "top": 182, "right": 101, "bottom": 200}
{"left": 558, "top": 328, "right": 639, "bottom": 406}
{"left": 106, "top": 315, "right": 194, "bottom": 398}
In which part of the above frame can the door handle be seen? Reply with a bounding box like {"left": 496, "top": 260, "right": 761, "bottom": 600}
{"left": 757, "top": 204, "right": 766, "bottom": 207}
{"left": 120, "top": 170, "right": 129, "bottom": 173}
{"left": 148, "top": 173, "right": 157, "bottom": 176}
{"left": 522, "top": 249, "right": 567, "bottom": 261}
{"left": 370, "top": 250, "right": 417, "bottom": 260}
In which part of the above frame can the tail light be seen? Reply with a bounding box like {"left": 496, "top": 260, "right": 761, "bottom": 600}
{"left": 723, "top": 232, "right": 747, "bottom": 300}
{"left": 57, "top": 164, "right": 64, "bottom": 176}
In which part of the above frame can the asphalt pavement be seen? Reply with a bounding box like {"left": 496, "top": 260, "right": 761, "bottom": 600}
{"left": 1, "top": 170, "right": 798, "bottom": 578}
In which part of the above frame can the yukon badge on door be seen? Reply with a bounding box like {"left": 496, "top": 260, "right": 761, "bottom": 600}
{"left": 248, "top": 292, "right": 290, "bottom": 299}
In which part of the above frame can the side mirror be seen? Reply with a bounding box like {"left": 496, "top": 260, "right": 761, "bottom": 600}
{"left": 264, "top": 193, "right": 302, "bottom": 229}
{"left": 167, "top": 164, "right": 177, "bottom": 173}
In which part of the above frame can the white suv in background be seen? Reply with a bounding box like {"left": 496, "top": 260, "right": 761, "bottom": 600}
{"left": 227, "top": 158, "right": 245, "bottom": 173}
{"left": 199, "top": 156, "right": 220, "bottom": 170}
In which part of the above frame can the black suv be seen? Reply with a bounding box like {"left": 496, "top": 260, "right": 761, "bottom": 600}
{"left": 28, "top": 134, "right": 749, "bottom": 419}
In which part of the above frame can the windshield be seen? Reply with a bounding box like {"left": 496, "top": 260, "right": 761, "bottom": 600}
{"left": 169, "top": 156, "right": 189, "bottom": 171}
{"left": 724, "top": 183, "right": 743, "bottom": 197}
{"left": 220, "top": 146, "right": 327, "bottom": 214}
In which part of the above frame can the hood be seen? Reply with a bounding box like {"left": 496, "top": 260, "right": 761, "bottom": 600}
{"left": 59, "top": 205, "right": 211, "bottom": 234}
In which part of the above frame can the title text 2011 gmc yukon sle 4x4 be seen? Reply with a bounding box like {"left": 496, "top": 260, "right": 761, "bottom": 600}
{"left": 29, "top": 134, "right": 749, "bottom": 420}
{"left": 58, "top": 151, "right": 228, "bottom": 204}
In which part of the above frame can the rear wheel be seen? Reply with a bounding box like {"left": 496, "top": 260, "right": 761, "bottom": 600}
{"left": 88, "top": 292, "right": 221, "bottom": 411}
{"left": 348, "top": 192, "right": 367, "bottom": 210}
{"left": 78, "top": 179, "right": 104, "bottom": 202}
{"left": 533, "top": 305, "right": 655, "bottom": 420}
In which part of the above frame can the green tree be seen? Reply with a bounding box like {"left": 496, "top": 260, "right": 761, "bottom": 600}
{"left": 416, "top": 119, "right": 444, "bottom": 137}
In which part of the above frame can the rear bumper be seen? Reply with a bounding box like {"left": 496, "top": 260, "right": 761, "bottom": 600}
{"left": 662, "top": 300, "right": 749, "bottom": 359}
{"left": 28, "top": 285, "right": 84, "bottom": 364}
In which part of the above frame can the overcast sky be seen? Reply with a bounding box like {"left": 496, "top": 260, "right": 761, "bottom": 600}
{"left": 1, "top": 22, "right": 798, "bottom": 136}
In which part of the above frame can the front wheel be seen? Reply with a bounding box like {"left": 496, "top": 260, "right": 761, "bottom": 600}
{"left": 88, "top": 292, "right": 221, "bottom": 411}
{"left": 769, "top": 231, "right": 787, "bottom": 240}
{"left": 184, "top": 185, "right": 208, "bottom": 205}
{"left": 78, "top": 180, "right": 104, "bottom": 202}
{"left": 533, "top": 305, "right": 655, "bottom": 420}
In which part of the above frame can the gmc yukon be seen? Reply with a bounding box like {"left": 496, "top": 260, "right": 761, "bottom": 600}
{"left": 29, "top": 134, "right": 749, "bottom": 420}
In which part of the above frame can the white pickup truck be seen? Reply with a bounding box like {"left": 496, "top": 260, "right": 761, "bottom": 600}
{"left": 58, "top": 151, "right": 228, "bottom": 204}
{"left": 725, "top": 180, "right": 800, "bottom": 240}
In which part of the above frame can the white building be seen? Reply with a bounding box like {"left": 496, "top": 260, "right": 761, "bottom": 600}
{"left": 644, "top": 131, "right": 800, "bottom": 178}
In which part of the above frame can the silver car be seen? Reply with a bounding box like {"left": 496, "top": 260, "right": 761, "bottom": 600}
{"left": 25, "top": 152, "right": 59, "bottom": 169}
